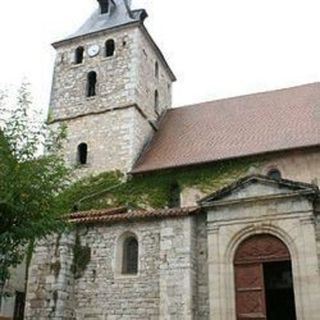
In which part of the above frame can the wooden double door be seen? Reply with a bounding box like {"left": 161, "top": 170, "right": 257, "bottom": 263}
{"left": 234, "top": 234, "right": 297, "bottom": 320}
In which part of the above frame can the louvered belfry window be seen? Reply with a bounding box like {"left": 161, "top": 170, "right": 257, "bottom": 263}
{"left": 87, "top": 71, "right": 97, "bottom": 97}
{"left": 75, "top": 46, "right": 84, "bottom": 64}
{"left": 122, "top": 237, "right": 138, "bottom": 275}
{"left": 105, "top": 39, "right": 115, "bottom": 57}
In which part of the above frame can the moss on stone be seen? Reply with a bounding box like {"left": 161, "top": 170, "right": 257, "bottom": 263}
{"left": 60, "top": 158, "right": 259, "bottom": 212}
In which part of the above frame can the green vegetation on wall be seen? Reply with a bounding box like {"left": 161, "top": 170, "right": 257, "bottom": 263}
{"left": 60, "top": 158, "right": 259, "bottom": 212}
{"left": 71, "top": 231, "right": 91, "bottom": 279}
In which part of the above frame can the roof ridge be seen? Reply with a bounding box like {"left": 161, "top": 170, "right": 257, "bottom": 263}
{"left": 169, "top": 82, "right": 320, "bottom": 113}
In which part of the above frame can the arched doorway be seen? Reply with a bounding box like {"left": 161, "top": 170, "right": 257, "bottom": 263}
{"left": 234, "top": 234, "right": 297, "bottom": 320}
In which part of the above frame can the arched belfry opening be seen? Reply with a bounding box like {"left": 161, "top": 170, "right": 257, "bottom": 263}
{"left": 75, "top": 46, "right": 84, "bottom": 64}
{"left": 87, "top": 71, "right": 97, "bottom": 97}
{"left": 234, "top": 234, "right": 297, "bottom": 320}
{"left": 105, "top": 39, "right": 115, "bottom": 57}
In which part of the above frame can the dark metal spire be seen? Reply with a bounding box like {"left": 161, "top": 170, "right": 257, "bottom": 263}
{"left": 54, "top": 0, "right": 149, "bottom": 45}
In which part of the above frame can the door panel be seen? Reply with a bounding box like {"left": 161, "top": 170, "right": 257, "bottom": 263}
{"left": 235, "top": 263, "right": 266, "bottom": 320}
{"left": 234, "top": 234, "right": 295, "bottom": 320}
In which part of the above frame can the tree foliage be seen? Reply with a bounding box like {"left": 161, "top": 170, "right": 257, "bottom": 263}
{"left": 0, "top": 83, "right": 69, "bottom": 290}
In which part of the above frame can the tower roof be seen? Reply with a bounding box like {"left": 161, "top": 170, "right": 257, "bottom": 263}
{"left": 54, "top": 0, "right": 147, "bottom": 45}
{"left": 52, "top": 0, "right": 176, "bottom": 81}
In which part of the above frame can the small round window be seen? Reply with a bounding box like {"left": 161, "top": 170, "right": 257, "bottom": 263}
{"left": 267, "top": 168, "right": 282, "bottom": 180}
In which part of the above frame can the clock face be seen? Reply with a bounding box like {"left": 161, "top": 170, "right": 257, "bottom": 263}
{"left": 88, "top": 45, "right": 100, "bottom": 57}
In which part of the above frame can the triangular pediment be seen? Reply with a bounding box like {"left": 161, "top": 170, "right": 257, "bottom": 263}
{"left": 199, "top": 175, "right": 318, "bottom": 206}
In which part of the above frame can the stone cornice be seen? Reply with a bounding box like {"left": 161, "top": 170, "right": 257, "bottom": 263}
{"left": 47, "top": 103, "right": 158, "bottom": 131}
{"left": 202, "top": 190, "right": 318, "bottom": 209}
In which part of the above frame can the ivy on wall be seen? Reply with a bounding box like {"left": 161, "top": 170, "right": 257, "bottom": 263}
{"left": 71, "top": 231, "right": 91, "bottom": 279}
{"left": 59, "top": 158, "right": 260, "bottom": 212}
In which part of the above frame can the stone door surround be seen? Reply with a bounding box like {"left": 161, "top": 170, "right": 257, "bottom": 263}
{"left": 200, "top": 175, "right": 320, "bottom": 320}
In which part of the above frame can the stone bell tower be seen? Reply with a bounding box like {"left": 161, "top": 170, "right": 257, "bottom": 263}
{"left": 49, "top": 0, "right": 176, "bottom": 176}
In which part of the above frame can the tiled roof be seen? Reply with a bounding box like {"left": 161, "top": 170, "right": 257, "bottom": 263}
{"left": 68, "top": 206, "right": 200, "bottom": 224}
{"left": 133, "top": 83, "right": 320, "bottom": 173}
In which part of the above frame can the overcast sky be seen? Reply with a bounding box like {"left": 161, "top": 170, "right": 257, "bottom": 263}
{"left": 0, "top": 0, "right": 320, "bottom": 112}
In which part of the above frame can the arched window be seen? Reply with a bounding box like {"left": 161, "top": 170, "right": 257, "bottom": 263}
{"left": 78, "top": 143, "right": 88, "bottom": 165}
{"left": 87, "top": 71, "right": 97, "bottom": 97}
{"left": 75, "top": 46, "right": 84, "bottom": 64}
{"left": 155, "top": 62, "right": 159, "bottom": 79}
{"left": 122, "top": 236, "right": 138, "bottom": 275}
{"left": 105, "top": 39, "right": 115, "bottom": 57}
{"left": 267, "top": 168, "right": 282, "bottom": 180}
{"left": 168, "top": 183, "right": 181, "bottom": 208}
{"left": 154, "top": 90, "right": 159, "bottom": 113}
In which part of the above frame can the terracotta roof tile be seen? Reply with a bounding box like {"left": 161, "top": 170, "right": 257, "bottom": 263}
{"left": 132, "top": 82, "right": 320, "bottom": 173}
{"left": 68, "top": 206, "right": 200, "bottom": 224}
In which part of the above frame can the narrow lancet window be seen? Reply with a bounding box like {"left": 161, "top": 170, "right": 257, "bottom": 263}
{"left": 105, "top": 39, "right": 115, "bottom": 57}
{"left": 155, "top": 90, "right": 159, "bottom": 113}
{"left": 78, "top": 143, "right": 88, "bottom": 165}
{"left": 155, "top": 62, "right": 159, "bottom": 79}
{"left": 122, "top": 237, "right": 138, "bottom": 275}
{"left": 75, "top": 47, "right": 84, "bottom": 64}
{"left": 87, "top": 71, "right": 97, "bottom": 97}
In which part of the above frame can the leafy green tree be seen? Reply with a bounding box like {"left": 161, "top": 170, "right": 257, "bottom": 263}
{"left": 0, "top": 83, "right": 69, "bottom": 296}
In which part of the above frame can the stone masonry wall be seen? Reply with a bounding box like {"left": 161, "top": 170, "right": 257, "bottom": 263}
{"left": 195, "top": 215, "right": 209, "bottom": 319}
{"left": 59, "top": 107, "right": 153, "bottom": 177}
{"left": 159, "top": 217, "right": 198, "bottom": 319}
{"left": 315, "top": 213, "right": 320, "bottom": 273}
{"left": 25, "top": 216, "right": 210, "bottom": 320}
{"left": 49, "top": 25, "right": 173, "bottom": 176}
{"left": 131, "top": 107, "right": 154, "bottom": 166}
{"left": 50, "top": 27, "right": 137, "bottom": 121}
{"left": 50, "top": 26, "right": 172, "bottom": 122}
{"left": 181, "top": 148, "right": 320, "bottom": 207}
{"left": 25, "top": 233, "right": 75, "bottom": 320}
{"left": 135, "top": 29, "right": 173, "bottom": 121}
{"left": 73, "top": 221, "right": 161, "bottom": 320}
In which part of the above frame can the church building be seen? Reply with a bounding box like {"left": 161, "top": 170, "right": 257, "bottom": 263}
{"left": 22, "top": 0, "right": 320, "bottom": 319}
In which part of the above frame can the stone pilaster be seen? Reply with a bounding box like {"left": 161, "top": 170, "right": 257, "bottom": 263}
{"left": 159, "top": 217, "right": 197, "bottom": 319}
{"left": 25, "top": 232, "right": 76, "bottom": 320}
